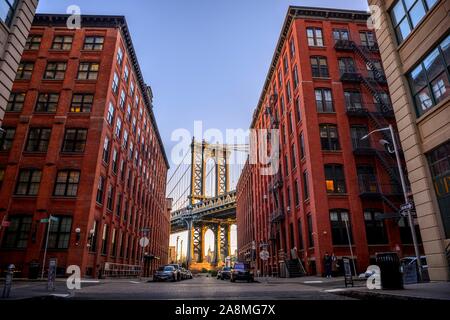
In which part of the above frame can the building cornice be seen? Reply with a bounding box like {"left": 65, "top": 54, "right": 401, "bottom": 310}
{"left": 250, "top": 6, "right": 370, "bottom": 128}
{"left": 33, "top": 13, "right": 170, "bottom": 168}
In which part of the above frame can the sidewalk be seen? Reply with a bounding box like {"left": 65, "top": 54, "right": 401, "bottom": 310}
{"left": 337, "top": 281, "right": 450, "bottom": 301}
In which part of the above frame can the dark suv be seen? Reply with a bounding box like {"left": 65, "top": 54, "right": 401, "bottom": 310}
{"left": 230, "top": 263, "right": 254, "bottom": 283}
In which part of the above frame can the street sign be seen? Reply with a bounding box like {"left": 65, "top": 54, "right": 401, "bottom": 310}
{"left": 139, "top": 237, "right": 150, "bottom": 248}
{"left": 400, "top": 202, "right": 414, "bottom": 211}
{"left": 260, "top": 250, "right": 270, "bottom": 261}
{"left": 40, "top": 218, "right": 49, "bottom": 223}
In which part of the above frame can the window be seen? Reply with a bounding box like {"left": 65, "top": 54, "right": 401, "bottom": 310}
{"left": 299, "top": 133, "right": 305, "bottom": 159}
{"left": 330, "top": 210, "right": 353, "bottom": 245}
{"left": 132, "top": 117, "right": 137, "bottom": 133}
{"left": 303, "top": 170, "right": 309, "bottom": 199}
{"left": 295, "top": 97, "right": 301, "bottom": 122}
{"left": 315, "top": 88, "right": 333, "bottom": 112}
{"left": 110, "top": 229, "right": 117, "bottom": 257}
{"left": 130, "top": 82, "right": 135, "bottom": 97}
{"left": 2, "top": 216, "right": 32, "bottom": 248}
{"left": 35, "top": 93, "right": 59, "bottom": 112}
{"left": 123, "top": 130, "right": 129, "bottom": 149}
{"left": 77, "top": 62, "right": 99, "bottom": 80}
{"left": 107, "top": 102, "right": 115, "bottom": 125}
{"left": 277, "top": 71, "right": 282, "bottom": 88}
{"left": 289, "top": 37, "right": 295, "bottom": 57}
{"left": 0, "top": 0, "right": 18, "bottom": 25}
{"left": 124, "top": 66, "right": 129, "bottom": 83}
{"left": 16, "top": 62, "right": 34, "bottom": 80}
{"left": 0, "top": 128, "right": 15, "bottom": 151}
{"left": 51, "top": 35, "right": 73, "bottom": 50}
{"left": 367, "top": 61, "right": 384, "bottom": 79}
{"left": 280, "top": 95, "right": 285, "bottom": 114}
{"left": 15, "top": 169, "right": 41, "bottom": 195}
{"left": 307, "top": 214, "right": 314, "bottom": 247}
{"left": 325, "top": 164, "right": 346, "bottom": 193}
{"left": 307, "top": 27, "right": 324, "bottom": 46}
{"left": 286, "top": 81, "right": 292, "bottom": 102}
{"left": 25, "top": 128, "right": 51, "bottom": 152}
{"left": 126, "top": 104, "right": 132, "bottom": 121}
{"left": 360, "top": 31, "right": 377, "bottom": 48}
{"left": 364, "top": 210, "right": 388, "bottom": 244}
{"left": 47, "top": 216, "right": 72, "bottom": 249}
{"left": 294, "top": 179, "right": 300, "bottom": 206}
{"left": 6, "top": 92, "right": 25, "bottom": 112}
{"left": 83, "top": 36, "right": 104, "bottom": 50}
{"left": 291, "top": 144, "right": 296, "bottom": 169}
{"left": 351, "top": 126, "right": 370, "bottom": 150}
{"left": 344, "top": 91, "right": 363, "bottom": 111}
{"left": 408, "top": 35, "right": 450, "bottom": 117}
{"left": 88, "top": 221, "right": 98, "bottom": 252}
{"left": 293, "top": 65, "right": 299, "bottom": 88}
{"left": 320, "top": 124, "right": 340, "bottom": 151}
{"left": 339, "top": 57, "right": 356, "bottom": 75}
{"left": 62, "top": 128, "right": 87, "bottom": 153}
{"left": 120, "top": 90, "right": 126, "bottom": 109}
{"left": 54, "top": 170, "right": 80, "bottom": 197}
{"left": 427, "top": 141, "right": 450, "bottom": 237}
{"left": 112, "top": 72, "right": 119, "bottom": 93}
{"left": 280, "top": 54, "right": 288, "bottom": 74}
{"left": 0, "top": 168, "right": 4, "bottom": 189}
{"left": 44, "top": 62, "right": 66, "bottom": 80}
{"left": 297, "top": 219, "right": 304, "bottom": 250}
{"left": 106, "top": 185, "right": 114, "bottom": 211}
{"left": 70, "top": 94, "right": 93, "bottom": 112}
{"left": 25, "top": 35, "right": 42, "bottom": 50}
{"left": 311, "top": 56, "right": 329, "bottom": 78}
{"left": 102, "top": 137, "right": 110, "bottom": 163}
{"left": 115, "top": 193, "right": 122, "bottom": 216}
{"left": 96, "top": 176, "right": 105, "bottom": 204}
{"left": 115, "top": 118, "right": 122, "bottom": 138}
{"left": 391, "top": 0, "right": 437, "bottom": 43}
{"left": 117, "top": 47, "right": 124, "bottom": 66}
{"left": 101, "top": 224, "right": 109, "bottom": 255}
{"left": 112, "top": 149, "right": 118, "bottom": 173}
{"left": 333, "top": 29, "right": 349, "bottom": 42}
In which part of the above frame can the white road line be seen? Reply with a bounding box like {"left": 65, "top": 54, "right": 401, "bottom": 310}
{"left": 303, "top": 281, "right": 324, "bottom": 284}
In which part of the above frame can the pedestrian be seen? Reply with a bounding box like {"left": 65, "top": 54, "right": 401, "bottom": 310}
{"left": 331, "top": 253, "right": 338, "bottom": 277}
{"left": 324, "top": 252, "right": 332, "bottom": 278}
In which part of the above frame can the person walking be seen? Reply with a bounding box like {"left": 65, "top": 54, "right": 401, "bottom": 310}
{"left": 331, "top": 253, "right": 338, "bottom": 277}
{"left": 324, "top": 252, "right": 332, "bottom": 278}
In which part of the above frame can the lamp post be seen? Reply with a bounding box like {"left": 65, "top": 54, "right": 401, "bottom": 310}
{"left": 361, "top": 124, "right": 422, "bottom": 281}
{"left": 182, "top": 205, "right": 194, "bottom": 269}
{"left": 176, "top": 236, "right": 180, "bottom": 264}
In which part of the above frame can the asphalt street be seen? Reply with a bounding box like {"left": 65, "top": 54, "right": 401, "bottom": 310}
{"left": 1, "top": 276, "right": 355, "bottom": 300}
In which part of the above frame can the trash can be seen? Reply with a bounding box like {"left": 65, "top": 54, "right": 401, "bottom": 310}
{"left": 28, "top": 262, "right": 40, "bottom": 279}
{"left": 376, "top": 252, "right": 403, "bottom": 290}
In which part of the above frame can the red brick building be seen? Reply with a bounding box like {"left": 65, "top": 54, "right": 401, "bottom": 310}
{"left": 237, "top": 6, "right": 423, "bottom": 277}
{"left": 0, "top": 14, "right": 170, "bottom": 278}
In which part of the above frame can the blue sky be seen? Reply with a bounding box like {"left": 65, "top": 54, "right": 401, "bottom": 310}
{"left": 37, "top": 0, "right": 369, "bottom": 255}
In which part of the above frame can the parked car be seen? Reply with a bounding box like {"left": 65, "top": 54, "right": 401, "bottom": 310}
{"left": 186, "top": 269, "right": 193, "bottom": 279}
{"left": 168, "top": 264, "right": 182, "bottom": 281}
{"left": 230, "top": 263, "right": 254, "bottom": 283}
{"left": 217, "top": 267, "right": 232, "bottom": 280}
{"left": 401, "top": 256, "right": 430, "bottom": 281}
{"left": 153, "top": 265, "right": 177, "bottom": 282}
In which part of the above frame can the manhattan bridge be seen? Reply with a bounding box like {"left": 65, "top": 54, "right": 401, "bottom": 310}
{"left": 167, "top": 138, "right": 248, "bottom": 270}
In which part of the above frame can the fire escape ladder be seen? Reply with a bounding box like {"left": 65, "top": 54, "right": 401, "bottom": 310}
{"left": 380, "top": 193, "right": 400, "bottom": 212}
{"left": 351, "top": 42, "right": 385, "bottom": 82}
{"left": 374, "top": 149, "right": 402, "bottom": 187}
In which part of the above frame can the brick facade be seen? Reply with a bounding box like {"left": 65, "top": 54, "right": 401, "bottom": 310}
{"left": 0, "top": 14, "right": 170, "bottom": 278}
{"left": 237, "top": 6, "right": 423, "bottom": 277}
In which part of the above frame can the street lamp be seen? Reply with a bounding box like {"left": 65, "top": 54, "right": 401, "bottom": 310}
{"left": 176, "top": 236, "right": 180, "bottom": 264}
{"left": 361, "top": 124, "right": 422, "bottom": 281}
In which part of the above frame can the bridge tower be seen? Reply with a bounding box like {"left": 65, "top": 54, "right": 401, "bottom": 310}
{"left": 189, "top": 139, "right": 231, "bottom": 205}
{"left": 187, "top": 139, "right": 233, "bottom": 269}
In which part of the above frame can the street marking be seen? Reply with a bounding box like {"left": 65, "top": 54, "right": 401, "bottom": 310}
{"left": 50, "top": 293, "right": 70, "bottom": 298}
{"left": 303, "top": 281, "right": 323, "bottom": 284}
{"left": 325, "top": 289, "right": 346, "bottom": 292}
{"left": 80, "top": 280, "right": 100, "bottom": 283}
{"left": 129, "top": 281, "right": 141, "bottom": 284}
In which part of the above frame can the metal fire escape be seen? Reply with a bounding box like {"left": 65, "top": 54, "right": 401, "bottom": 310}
{"left": 336, "top": 38, "right": 407, "bottom": 214}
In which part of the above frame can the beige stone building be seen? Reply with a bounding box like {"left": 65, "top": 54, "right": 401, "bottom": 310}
{"left": 367, "top": 0, "right": 449, "bottom": 281}
{"left": 0, "top": 0, "right": 38, "bottom": 126}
